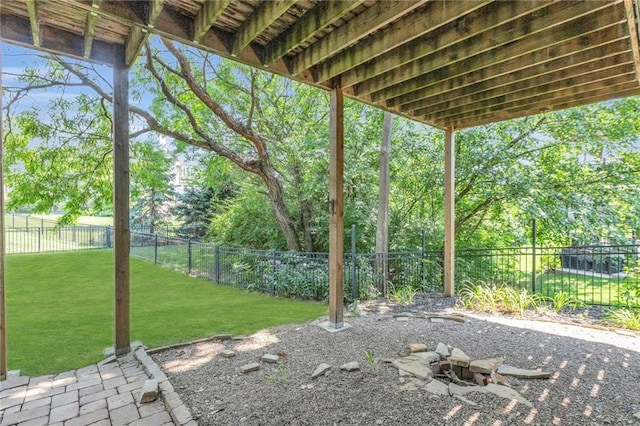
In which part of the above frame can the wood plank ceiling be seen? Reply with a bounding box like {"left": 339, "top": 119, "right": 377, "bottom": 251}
{"left": 2, "top": 0, "right": 640, "bottom": 130}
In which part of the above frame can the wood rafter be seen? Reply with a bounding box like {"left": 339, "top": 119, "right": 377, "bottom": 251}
{"left": 84, "top": 0, "right": 101, "bottom": 58}
{"left": 25, "top": 0, "right": 39, "bottom": 46}
{"left": 388, "top": 24, "right": 629, "bottom": 110}
{"left": 314, "top": 0, "right": 490, "bottom": 84}
{"left": 231, "top": 0, "right": 297, "bottom": 57}
{"left": 406, "top": 41, "right": 632, "bottom": 116}
{"left": 289, "top": 0, "right": 426, "bottom": 76}
{"left": 263, "top": 0, "right": 365, "bottom": 66}
{"left": 423, "top": 65, "right": 636, "bottom": 122}
{"left": 125, "top": 0, "right": 164, "bottom": 66}
{"left": 193, "top": 0, "right": 231, "bottom": 43}
{"left": 449, "top": 85, "right": 640, "bottom": 130}
{"left": 365, "top": 1, "right": 616, "bottom": 101}
{"left": 623, "top": 0, "right": 640, "bottom": 85}
{"left": 339, "top": 0, "right": 551, "bottom": 89}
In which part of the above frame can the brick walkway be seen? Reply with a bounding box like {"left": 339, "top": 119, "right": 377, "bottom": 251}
{"left": 0, "top": 348, "right": 194, "bottom": 426}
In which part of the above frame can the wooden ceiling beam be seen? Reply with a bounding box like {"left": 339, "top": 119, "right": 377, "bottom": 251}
{"left": 420, "top": 61, "right": 634, "bottom": 121}
{"left": 25, "top": 0, "right": 40, "bottom": 46}
{"left": 231, "top": 0, "right": 297, "bottom": 57}
{"left": 314, "top": 0, "right": 489, "bottom": 84}
{"left": 406, "top": 42, "right": 632, "bottom": 115}
{"left": 126, "top": 0, "right": 165, "bottom": 66}
{"left": 193, "top": 0, "right": 231, "bottom": 43}
{"left": 387, "top": 24, "right": 628, "bottom": 109}
{"left": 448, "top": 84, "right": 640, "bottom": 130}
{"left": 263, "top": 0, "right": 365, "bottom": 66}
{"left": 339, "top": 0, "right": 551, "bottom": 89}
{"left": 436, "top": 74, "right": 638, "bottom": 125}
{"left": 623, "top": 0, "right": 640, "bottom": 85}
{"left": 57, "top": 0, "right": 146, "bottom": 26}
{"left": 364, "top": 1, "right": 617, "bottom": 101}
{"left": 288, "top": 0, "right": 425, "bottom": 76}
{"left": 84, "top": 1, "right": 101, "bottom": 58}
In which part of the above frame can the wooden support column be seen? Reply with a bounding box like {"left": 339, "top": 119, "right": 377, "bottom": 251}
{"left": 0, "top": 19, "right": 7, "bottom": 380}
{"left": 328, "top": 85, "right": 344, "bottom": 328}
{"left": 444, "top": 128, "right": 455, "bottom": 297}
{"left": 113, "top": 44, "right": 131, "bottom": 356}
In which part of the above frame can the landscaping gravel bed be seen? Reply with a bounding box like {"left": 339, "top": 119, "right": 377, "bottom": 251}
{"left": 152, "top": 297, "right": 640, "bottom": 425}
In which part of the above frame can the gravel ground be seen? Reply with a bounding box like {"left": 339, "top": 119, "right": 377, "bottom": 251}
{"left": 152, "top": 295, "right": 640, "bottom": 425}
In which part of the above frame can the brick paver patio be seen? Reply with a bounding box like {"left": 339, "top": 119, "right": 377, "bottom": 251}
{"left": 0, "top": 348, "right": 194, "bottom": 426}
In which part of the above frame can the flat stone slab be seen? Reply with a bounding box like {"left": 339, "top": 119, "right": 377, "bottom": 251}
{"left": 396, "top": 316, "right": 409, "bottom": 322}
{"left": 448, "top": 348, "right": 470, "bottom": 368}
{"left": 139, "top": 379, "right": 159, "bottom": 404}
{"left": 240, "top": 363, "right": 260, "bottom": 374}
{"left": 409, "top": 343, "right": 428, "bottom": 353}
{"left": 340, "top": 362, "right": 360, "bottom": 372}
{"left": 469, "top": 357, "right": 503, "bottom": 374}
{"left": 497, "top": 365, "right": 551, "bottom": 379}
{"left": 414, "top": 351, "right": 440, "bottom": 363}
{"left": 220, "top": 350, "right": 236, "bottom": 358}
{"left": 311, "top": 363, "right": 331, "bottom": 378}
{"left": 448, "top": 383, "right": 532, "bottom": 407}
{"left": 435, "top": 342, "right": 449, "bottom": 359}
{"left": 261, "top": 354, "right": 280, "bottom": 364}
{"left": 425, "top": 379, "right": 450, "bottom": 396}
{"left": 391, "top": 356, "right": 433, "bottom": 380}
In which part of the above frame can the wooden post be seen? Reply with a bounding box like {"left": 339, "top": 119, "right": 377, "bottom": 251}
{"left": 113, "top": 45, "right": 131, "bottom": 356}
{"left": 444, "top": 128, "right": 455, "bottom": 297}
{"left": 0, "top": 19, "right": 7, "bottom": 380}
{"left": 328, "top": 86, "right": 344, "bottom": 329}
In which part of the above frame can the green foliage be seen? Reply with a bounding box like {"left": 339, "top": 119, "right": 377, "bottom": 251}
{"left": 364, "top": 349, "right": 377, "bottom": 375}
{"left": 458, "top": 282, "right": 544, "bottom": 316}
{"left": 263, "top": 253, "right": 329, "bottom": 300}
{"left": 389, "top": 283, "right": 417, "bottom": 305}
{"left": 5, "top": 250, "right": 325, "bottom": 375}
{"left": 546, "top": 291, "right": 584, "bottom": 313}
{"left": 604, "top": 308, "right": 640, "bottom": 330}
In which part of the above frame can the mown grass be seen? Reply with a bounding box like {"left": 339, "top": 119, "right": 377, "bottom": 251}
{"left": 6, "top": 250, "right": 326, "bottom": 376}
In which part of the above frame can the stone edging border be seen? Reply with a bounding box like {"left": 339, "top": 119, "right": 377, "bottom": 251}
{"left": 133, "top": 347, "right": 197, "bottom": 426}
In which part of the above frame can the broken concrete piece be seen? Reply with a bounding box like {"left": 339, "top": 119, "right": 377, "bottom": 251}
{"left": 409, "top": 343, "right": 428, "bottom": 353}
{"left": 469, "top": 357, "right": 503, "bottom": 374}
{"left": 414, "top": 351, "right": 440, "bottom": 363}
{"left": 220, "top": 350, "right": 236, "bottom": 358}
{"left": 448, "top": 382, "right": 532, "bottom": 407}
{"left": 425, "top": 379, "right": 450, "bottom": 396}
{"left": 340, "top": 362, "right": 360, "bottom": 372}
{"left": 311, "top": 363, "right": 332, "bottom": 378}
{"left": 473, "top": 373, "right": 488, "bottom": 386}
{"left": 490, "top": 371, "right": 509, "bottom": 386}
{"left": 497, "top": 365, "right": 551, "bottom": 379}
{"left": 240, "top": 363, "right": 260, "bottom": 374}
{"left": 261, "top": 354, "right": 280, "bottom": 364}
{"left": 435, "top": 342, "right": 449, "bottom": 359}
{"left": 395, "top": 382, "right": 417, "bottom": 393}
{"left": 391, "top": 356, "right": 433, "bottom": 380}
{"left": 139, "top": 379, "right": 159, "bottom": 404}
{"left": 449, "top": 348, "right": 470, "bottom": 367}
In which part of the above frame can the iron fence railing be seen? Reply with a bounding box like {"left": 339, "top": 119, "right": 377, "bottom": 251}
{"left": 4, "top": 213, "right": 639, "bottom": 307}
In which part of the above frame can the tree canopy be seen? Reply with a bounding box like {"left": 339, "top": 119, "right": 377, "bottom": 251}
{"left": 3, "top": 39, "right": 640, "bottom": 251}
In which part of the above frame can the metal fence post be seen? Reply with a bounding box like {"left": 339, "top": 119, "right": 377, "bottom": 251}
{"left": 187, "top": 239, "right": 193, "bottom": 274}
{"left": 25, "top": 215, "right": 29, "bottom": 232}
{"left": 38, "top": 228, "right": 41, "bottom": 252}
{"left": 214, "top": 245, "right": 221, "bottom": 283}
{"left": 40, "top": 218, "right": 44, "bottom": 232}
{"left": 11, "top": 213, "right": 14, "bottom": 228}
{"left": 154, "top": 234, "right": 158, "bottom": 264}
{"left": 272, "top": 250, "right": 277, "bottom": 295}
{"left": 351, "top": 225, "right": 357, "bottom": 301}
{"left": 531, "top": 219, "right": 537, "bottom": 293}
{"left": 421, "top": 229, "right": 426, "bottom": 287}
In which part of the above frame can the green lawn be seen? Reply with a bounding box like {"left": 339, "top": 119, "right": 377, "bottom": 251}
{"left": 6, "top": 250, "right": 326, "bottom": 376}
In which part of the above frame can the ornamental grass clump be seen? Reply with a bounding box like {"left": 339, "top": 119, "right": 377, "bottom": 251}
{"left": 457, "top": 282, "right": 543, "bottom": 316}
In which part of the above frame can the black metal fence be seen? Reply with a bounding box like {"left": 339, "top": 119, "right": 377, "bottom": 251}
{"left": 6, "top": 214, "right": 639, "bottom": 307}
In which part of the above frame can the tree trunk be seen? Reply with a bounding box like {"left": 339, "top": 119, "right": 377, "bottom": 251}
{"left": 376, "top": 112, "right": 392, "bottom": 295}
{"left": 260, "top": 163, "right": 301, "bottom": 251}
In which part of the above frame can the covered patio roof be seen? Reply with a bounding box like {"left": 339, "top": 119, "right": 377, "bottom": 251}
{"left": 2, "top": 0, "right": 640, "bottom": 130}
